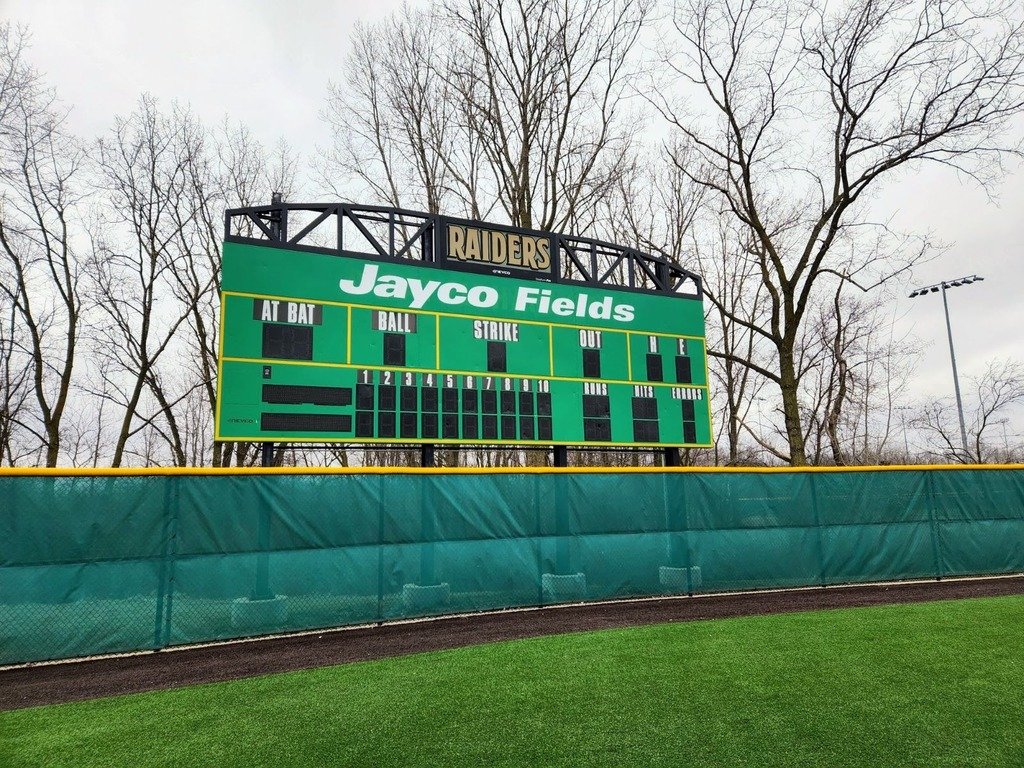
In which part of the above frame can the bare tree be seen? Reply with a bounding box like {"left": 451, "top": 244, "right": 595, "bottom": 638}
{"left": 444, "top": 0, "right": 651, "bottom": 231}
{"left": 168, "top": 120, "right": 298, "bottom": 467}
{"left": 605, "top": 148, "right": 777, "bottom": 465}
{"left": 700, "top": 223, "right": 771, "bottom": 464}
{"left": 658, "top": 0, "right": 1024, "bottom": 464}
{"left": 90, "top": 97, "right": 204, "bottom": 466}
{"left": 915, "top": 358, "right": 1024, "bottom": 463}
{"left": 323, "top": 4, "right": 462, "bottom": 215}
{"left": 600, "top": 150, "right": 732, "bottom": 465}
{"left": 605, "top": 145, "right": 706, "bottom": 268}
{"left": 0, "top": 24, "right": 86, "bottom": 466}
{"left": 796, "top": 280, "right": 917, "bottom": 465}
{"left": 325, "top": 0, "right": 650, "bottom": 233}
{"left": 0, "top": 292, "right": 33, "bottom": 464}
{"left": 0, "top": 24, "right": 35, "bottom": 145}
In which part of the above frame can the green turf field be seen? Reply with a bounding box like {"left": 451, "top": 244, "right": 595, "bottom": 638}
{"left": 2, "top": 595, "right": 1022, "bottom": 767}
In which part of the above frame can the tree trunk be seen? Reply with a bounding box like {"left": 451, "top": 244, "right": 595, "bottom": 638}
{"left": 778, "top": 346, "right": 806, "bottom": 466}
{"left": 45, "top": 425, "right": 60, "bottom": 467}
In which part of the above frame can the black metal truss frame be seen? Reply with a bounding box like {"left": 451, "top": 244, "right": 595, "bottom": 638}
{"left": 225, "top": 202, "right": 702, "bottom": 298}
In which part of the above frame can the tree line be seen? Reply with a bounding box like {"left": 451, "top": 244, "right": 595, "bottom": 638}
{"left": 2, "top": 0, "right": 1023, "bottom": 468}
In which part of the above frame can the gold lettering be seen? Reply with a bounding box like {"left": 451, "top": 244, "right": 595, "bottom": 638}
{"left": 521, "top": 236, "right": 537, "bottom": 269}
{"left": 480, "top": 228, "right": 491, "bottom": 262}
{"left": 535, "top": 239, "right": 551, "bottom": 271}
{"left": 491, "top": 231, "right": 507, "bottom": 264}
{"left": 450, "top": 224, "right": 552, "bottom": 271}
{"left": 449, "top": 226, "right": 466, "bottom": 260}
{"left": 465, "top": 227, "right": 481, "bottom": 261}
{"left": 508, "top": 233, "right": 522, "bottom": 266}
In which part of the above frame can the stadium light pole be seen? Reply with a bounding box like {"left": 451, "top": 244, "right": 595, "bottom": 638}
{"left": 908, "top": 275, "right": 984, "bottom": 459}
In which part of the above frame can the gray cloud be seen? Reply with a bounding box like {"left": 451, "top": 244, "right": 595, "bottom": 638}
{"left": 6, "top": 0, "right": 1023, "bottom": 433}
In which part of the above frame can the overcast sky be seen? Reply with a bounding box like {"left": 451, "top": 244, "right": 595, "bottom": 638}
{"left": 4, "top": 0, "right": 1022, "bottom": 438}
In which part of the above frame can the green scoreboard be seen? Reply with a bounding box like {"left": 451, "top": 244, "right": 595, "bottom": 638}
{"left": 216, "top": 221, "right": 712, "bottom": 448}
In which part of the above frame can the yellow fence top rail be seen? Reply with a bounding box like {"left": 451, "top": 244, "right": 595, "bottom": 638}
{"left": 1, "top": 464, "right": 1023, "bottom": 477}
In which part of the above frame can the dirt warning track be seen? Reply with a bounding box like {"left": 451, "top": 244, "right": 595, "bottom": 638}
{"left": 2, "top": 575, "right": 1022, "bottom": 712}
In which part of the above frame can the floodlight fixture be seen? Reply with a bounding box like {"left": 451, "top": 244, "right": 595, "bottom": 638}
{"left": 907, "top": 274, "right": 985, "bottom": 458}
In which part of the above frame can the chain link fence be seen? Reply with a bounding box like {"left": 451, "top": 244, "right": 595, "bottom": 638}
{"left": 2, "top": 467, "right": 1022, "bottom": 665}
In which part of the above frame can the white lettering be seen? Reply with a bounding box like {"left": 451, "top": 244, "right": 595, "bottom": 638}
{"left": 515, "top": 287, "right": 541, "bottom": 312}
{"left": 589, "top": 297, "right": 613, "bottom": 320}
{"left": 473, "top": 321, "right": 520, "bottom": 341}
{"left": 614, "top": 304, "right": 635, "bottom": 322}
{"left": 339, "top": 264, "right": 378, "bottom": 295}
{"left": 374, "top": 275, "right": 406, "bottom": 299}
{"left": 438, "top": 282, "right": 467, "bottom": 304}
{"left": 551, "top": 297, "right": 574, "bottom": 316}
{"left": 468, "top": 286, "right": 499, "bottom": 308}
{"left": 338, "top": 264, "right": 639, "bottom": 325}
{"left": 408, "top": 278, "right": 441, "bottom": 309}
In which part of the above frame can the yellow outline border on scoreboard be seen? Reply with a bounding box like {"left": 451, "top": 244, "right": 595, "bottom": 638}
{"left": 221, "top": 290, "right": 708, "bottom": 342}
{"left": 346, "top": 305, "right": 352, "bottom": 363}
{"left": 548, "top": 326, "right": 554, "bottom": 376}
{"left": 215, "top": 358, "right": 712, "bottom": 446}
{"left": 221, "top": 290, "right": 709, "bottom": 384}
{"left": 220, "top": 355, "right": 711, "bottom": 393}
{"left": 216, "top": 288, "right": 714, "bottom": 448}
{"left": 212, "top": 434, "right": 715, "bottom": 449}
{"left": 214, "top": 296, "right": 227, "bottom": 438}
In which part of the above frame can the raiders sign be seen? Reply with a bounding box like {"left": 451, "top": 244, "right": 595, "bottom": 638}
{"left": 445, "top": 222, "right": 553, "bottom": 276}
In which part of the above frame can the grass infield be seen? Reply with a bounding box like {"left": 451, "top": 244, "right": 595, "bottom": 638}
{"left": 2, "top": 595, "right": 1022, "bottom": 767}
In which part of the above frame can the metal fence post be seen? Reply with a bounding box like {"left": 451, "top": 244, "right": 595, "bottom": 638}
{"left": 162, "top": 476, "right": 181, "bottom": 648}
{"left": 534, "top": 472, "right": 544, "bottom": 606}
{"left": 253, "top": 444, "right": 274, "bottom": 601}
{"left": 554, "top": 447, "right": 570, "bottom": 574}
{"left": 925, "top": 470, "right": 945, "bottom": 580}
{"left": 809, "top": 473, "right": 826, "bottom": 587}
{"left": 682, "top": 473, "right": 694, "bottom": 595}
{"left": 420, "top": 447, "right": 435, "bottom": 585}
{"left": 377, "top": 473, "right": 385, "bottom": 622}
{"left": 153, "top": 477, "right": 173, "bottom": 650}
{"left": 153, "top": 475, "right": 181, "bottom": 649}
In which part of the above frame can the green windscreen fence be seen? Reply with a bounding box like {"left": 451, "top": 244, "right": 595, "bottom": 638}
{"left": 1, "top": 468, "right": 1023, "bottom": 665}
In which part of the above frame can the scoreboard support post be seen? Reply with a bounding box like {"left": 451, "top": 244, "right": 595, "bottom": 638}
{"left": 552, "top": 445, "right": 570, "bottom": 574}
{"left": 552, "top": 445, "right": 568, "bottom": 467}
{"left": 255, "top": 442, "right": 275, "bottom": 600}
{"left": 420, "top": 443, "right": 435, "bottom": 468}
{"left": 420, "top": 443, "right": 437, "bottom": 585}
{"left": 663, "top": 448, "right": 689, "bottom": 593}
{"left": 268, "top": 192, "right": 285, "bottom": 240}
{"left": 663, "top": 447, "right": 681, "bottom": 467}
